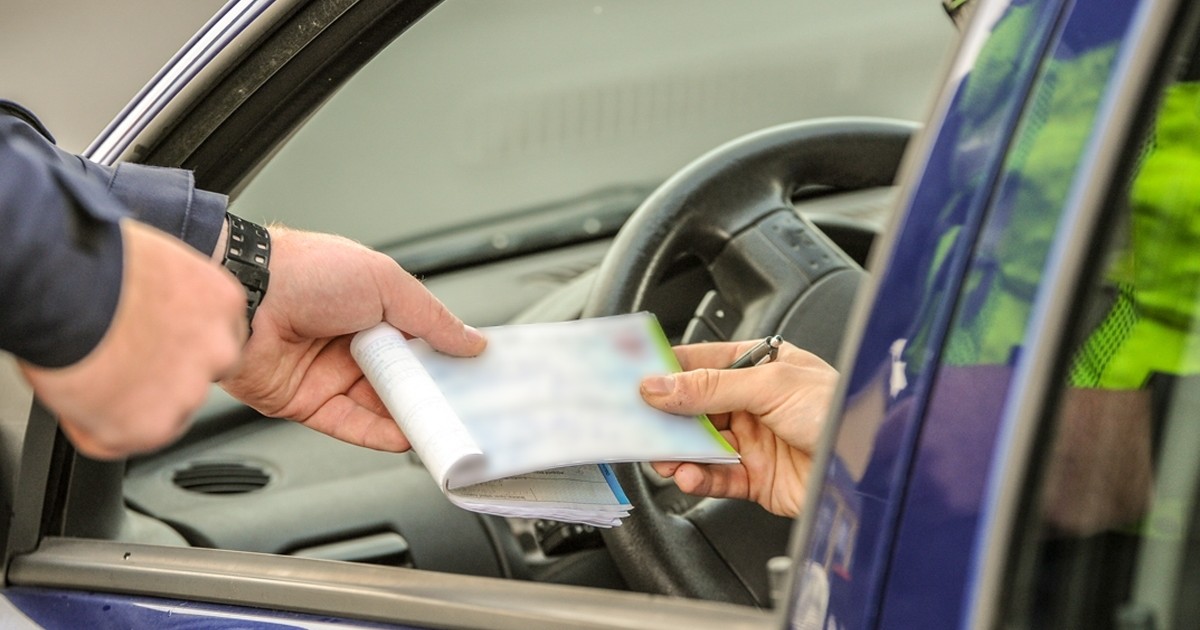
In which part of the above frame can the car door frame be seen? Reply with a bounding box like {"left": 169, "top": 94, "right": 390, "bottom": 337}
{"left": 787, "top": 0, "right": 1196, "bottom": 627}
{"left": 965, "top": 0, "right": 1200, "bottom": 626}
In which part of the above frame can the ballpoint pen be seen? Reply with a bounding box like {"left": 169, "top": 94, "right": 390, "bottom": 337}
{"left": 727, "top": 335, "right": 783, "bottom": 369}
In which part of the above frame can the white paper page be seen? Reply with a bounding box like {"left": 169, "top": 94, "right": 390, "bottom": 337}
{"left": 350, "top": 324, "right": 484, "bottom": 489}
{"left": 447, "top": 464, "right": 631, "bottom": 527}
{"left": 405, "top": 313, "right": 738, "bottom": 487}
{"left": 450, "top": 465, "right": 628, "bottom": 505}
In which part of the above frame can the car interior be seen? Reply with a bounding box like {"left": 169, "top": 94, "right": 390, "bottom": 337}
{"left": 1, "top": 0, "right": 958, "bottom": 620}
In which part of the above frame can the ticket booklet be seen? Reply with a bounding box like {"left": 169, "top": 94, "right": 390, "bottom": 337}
{"left": 350, "top": 312, "right": 739, "bottom": 527}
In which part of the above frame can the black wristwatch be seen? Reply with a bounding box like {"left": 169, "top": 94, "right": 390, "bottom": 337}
{"left": 221, "top": 213, "right": 271, "bottom": 334}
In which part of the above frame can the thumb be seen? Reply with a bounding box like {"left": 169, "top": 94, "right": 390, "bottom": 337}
{"left": 640, "top": 367, "right": 783, "bottom": 417}
{"left": 374, "top": 256, "right": 487, "bottom": 357}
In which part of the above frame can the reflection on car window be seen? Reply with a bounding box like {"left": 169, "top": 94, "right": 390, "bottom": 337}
{"left": 1005, "top": 30, "right": 1200, "bottom": 630}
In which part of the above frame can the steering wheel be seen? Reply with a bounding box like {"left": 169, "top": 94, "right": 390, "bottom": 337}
{"left": 581, "top": 117, "right": 916, "bottom": 605}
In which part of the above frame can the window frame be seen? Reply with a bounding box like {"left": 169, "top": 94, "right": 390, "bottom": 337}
{"left": 965, "top": 0, "right": 1200, "bottom": 626}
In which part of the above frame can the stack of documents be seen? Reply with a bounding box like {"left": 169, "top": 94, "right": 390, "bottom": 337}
{"left": 350, "top": 312, "right": 739, "bottom": 527}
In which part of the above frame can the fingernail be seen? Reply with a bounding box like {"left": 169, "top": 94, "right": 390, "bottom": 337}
{"left": 642, "top": 374, "right": 675, "bottom": 395}
{"left": 464, "top": 325, "right": 486, "bottom": 346}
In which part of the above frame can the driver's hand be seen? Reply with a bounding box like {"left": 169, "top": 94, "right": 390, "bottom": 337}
{"left": 639, "top": 339, "right": 837, "bottom": 518}
{"left": 218, "top": 226, "right": 487, "bottom": 452}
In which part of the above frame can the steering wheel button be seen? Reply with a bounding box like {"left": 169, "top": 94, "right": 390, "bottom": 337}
{"left": 694, "top": 290, "right": 741, "bottom": 340}
{"left": 761, "top": 213, "right": 845, "bottom": 281}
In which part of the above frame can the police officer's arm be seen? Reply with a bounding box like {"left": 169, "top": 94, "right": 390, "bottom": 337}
{"left": 0, "top": 115, "right": 245, "bottom": 460}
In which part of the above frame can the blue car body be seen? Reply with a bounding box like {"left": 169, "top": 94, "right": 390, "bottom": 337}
{"left": 2, "top": 587, "right": 404, "bottom": 629}
{"left": 800, "top": 0, "right": 1198, "bottom": 627}
{"left": 807, "top": 0, "right": 1131, "bottom": 625}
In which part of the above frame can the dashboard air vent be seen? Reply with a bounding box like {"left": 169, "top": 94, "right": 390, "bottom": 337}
{"left": 172, "top": 461, "right": 271, "bottom": 495}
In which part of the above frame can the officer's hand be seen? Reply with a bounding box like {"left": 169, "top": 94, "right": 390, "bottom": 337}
{"left": 20, "top": 220, "right": 246, "bottom": 459}
{"left": 218, "top": 226, "right": 486, "bottom": 452}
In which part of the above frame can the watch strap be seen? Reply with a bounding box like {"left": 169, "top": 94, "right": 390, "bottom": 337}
{"left": 222, "top": 213, "right": 271, "bottom": 333}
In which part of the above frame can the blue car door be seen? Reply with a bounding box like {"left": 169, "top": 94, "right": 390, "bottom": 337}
{"left": 789, "top": 0, "right": 1199, "bottom": 627}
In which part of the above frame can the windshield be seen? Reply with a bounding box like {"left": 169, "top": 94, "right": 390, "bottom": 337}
{"left": 232, "top": 0, "right": 953, "bottom": 259}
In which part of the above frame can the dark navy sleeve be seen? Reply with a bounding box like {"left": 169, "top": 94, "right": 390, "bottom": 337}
{"left": 0, "top": 102, "right": 228, "bottom": 368}
{"left": 103, "top": 162, "right": 227, "bottom": 253}
{"left": 0, "top": 101, "right": 228, "bottom": 255}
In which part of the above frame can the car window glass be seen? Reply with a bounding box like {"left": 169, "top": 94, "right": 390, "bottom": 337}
{"left": 1002, "top": 29, "right": 1200, "bottom": 630}
{"left": 229, "top": 0, "right": 953, "bottom": 250}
